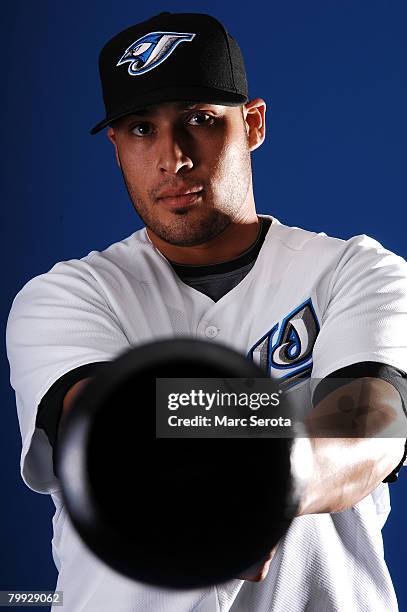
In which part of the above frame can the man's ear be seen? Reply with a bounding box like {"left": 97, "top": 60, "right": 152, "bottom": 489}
{"left": 107, "top": 127, "right": 121, "bottom": 168}
{"left": 243, "top": 98, "right": 266, "bottom": 152}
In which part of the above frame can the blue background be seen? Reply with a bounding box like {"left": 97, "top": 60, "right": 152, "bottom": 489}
{"left": 1, "top": 0, "right": 406, "bottom": 609}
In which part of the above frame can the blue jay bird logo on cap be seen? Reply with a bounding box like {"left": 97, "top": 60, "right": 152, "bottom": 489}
{"left": 116, "top": 31, "right": 196, "bottom": 76}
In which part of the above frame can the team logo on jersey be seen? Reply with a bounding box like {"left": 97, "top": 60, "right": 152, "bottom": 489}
{"left": 247, "top": 299, "right": 319, "bottom": 380}
{"left": 116, "top": 31, "right": 196, "bottom": 76}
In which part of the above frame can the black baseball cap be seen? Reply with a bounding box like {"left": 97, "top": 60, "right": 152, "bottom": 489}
{"left": 90, "top": 12, "right": 248, "bottom": 135}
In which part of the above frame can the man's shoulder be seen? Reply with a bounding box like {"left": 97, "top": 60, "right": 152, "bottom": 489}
{"left": 267, "top": 217, "right": 405, "bottom": 266}
{"left": 264, "top": 217, "right": 346, "bottom": 260}
{"left": 46, "top": 226, "right": 151, "bottom": 273}
{"left": 79, "top": 226, "right": 151, "bottom": 268}
{"left": 10, "top": 227, "right": 155, "bottom": 307}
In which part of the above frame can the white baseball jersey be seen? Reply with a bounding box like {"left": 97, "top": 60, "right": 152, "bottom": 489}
{"left": 6, "top": 215, "right": 407, "bottom": 611}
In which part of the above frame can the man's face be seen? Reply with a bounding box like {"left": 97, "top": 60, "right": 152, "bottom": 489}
{"left": 108, "top": 101, "right": 260, "bottom": 247}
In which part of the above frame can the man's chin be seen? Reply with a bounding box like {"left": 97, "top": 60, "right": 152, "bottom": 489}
{"left": 146, "top": 214, "right": 231, "bottom": 247}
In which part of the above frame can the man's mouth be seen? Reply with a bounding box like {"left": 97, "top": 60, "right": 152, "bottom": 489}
{"left": 156, "top": 187, "right": 204, "bottom": 208}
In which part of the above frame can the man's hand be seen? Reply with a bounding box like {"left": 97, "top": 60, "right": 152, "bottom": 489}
{"left": 237, "top": 544, "right": 279, "bottom": 582}
{"left": 58, "top": 377, "right": 93, "bottom": 438}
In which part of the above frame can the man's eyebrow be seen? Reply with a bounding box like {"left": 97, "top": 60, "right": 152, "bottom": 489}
{"left": 179, "top": 102, "right": 201, "bottom": 110}
{"left": 126, "top": 102, "right": 206, "bottom": 117}
{"left": 126, "top": 108, "right": 154, "bottom": 117}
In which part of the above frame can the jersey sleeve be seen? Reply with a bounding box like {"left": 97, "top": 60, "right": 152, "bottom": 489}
{"left": 36, "top": 361, "right": 110, "bottom": 476}
{"left": 311, "top": 235, "right": 407, "bottom": 469}
{"left": 5, "top": 259, "right": 131, "bottom": 494}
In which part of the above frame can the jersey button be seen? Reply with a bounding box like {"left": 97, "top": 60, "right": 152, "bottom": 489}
{"left": 204, "top": 325, "right": 218, "bottom": 339}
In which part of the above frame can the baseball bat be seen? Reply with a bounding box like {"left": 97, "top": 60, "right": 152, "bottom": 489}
{"left": 56, "top": 338, "right": 311, "bottom": 589}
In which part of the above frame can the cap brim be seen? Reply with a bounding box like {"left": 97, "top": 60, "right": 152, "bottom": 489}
{"left": 90, "top": 86, "right": 248, "bottom": 135}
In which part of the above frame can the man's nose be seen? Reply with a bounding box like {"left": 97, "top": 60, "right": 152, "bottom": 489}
{"left": 156, "top": 129, "right": 194, "bottom": 174}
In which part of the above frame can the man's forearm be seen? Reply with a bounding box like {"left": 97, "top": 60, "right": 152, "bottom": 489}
{"left": 297, "top": 435, "right": 404, "bottom": 515}
{"left": 297, "top": 377, "right": 406, "bottom": 516}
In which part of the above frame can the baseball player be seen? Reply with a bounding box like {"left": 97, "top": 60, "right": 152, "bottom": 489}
{"left": 6, "top": 11, "right": 407, "bottom": 612}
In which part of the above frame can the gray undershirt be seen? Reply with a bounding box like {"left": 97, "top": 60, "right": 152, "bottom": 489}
{"left": 178, "top": 261, "right": 256, "bottom": 302}
{"left": 169, "top": 217, "right": 271, "bottom": 301}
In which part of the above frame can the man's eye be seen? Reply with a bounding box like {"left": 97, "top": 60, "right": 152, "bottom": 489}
{"left": 187, "top": 113, "right": 214, "bottom": 126}
{"left": 130, "top": 123, "right": 153, "bottom": 136}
